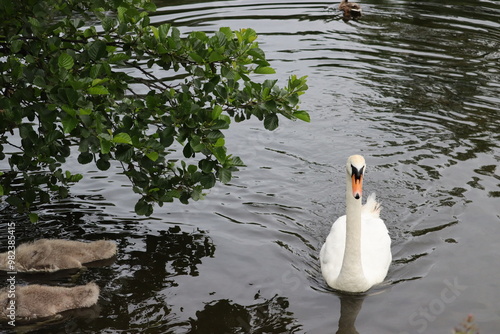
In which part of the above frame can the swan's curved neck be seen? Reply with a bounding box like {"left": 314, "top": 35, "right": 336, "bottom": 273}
{"left": 337, "top": 172, "right": 367, "bottom": 289}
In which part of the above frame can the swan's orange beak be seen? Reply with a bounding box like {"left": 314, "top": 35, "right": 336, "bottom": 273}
{"left": 351, "top": 174, "right": 363, "bottom": 200}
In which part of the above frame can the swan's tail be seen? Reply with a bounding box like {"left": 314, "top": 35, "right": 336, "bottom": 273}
{"left": 362, "top": 193, "right": 381, "bottom": 217}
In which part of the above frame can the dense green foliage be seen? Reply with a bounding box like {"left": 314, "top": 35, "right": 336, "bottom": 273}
{"left": 0, "top": 0, "right": 308, "bottom": 218}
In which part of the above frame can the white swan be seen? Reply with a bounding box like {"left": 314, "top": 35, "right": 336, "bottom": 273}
{"left": 320, "top": 155, "right": 391, "bottom": 293}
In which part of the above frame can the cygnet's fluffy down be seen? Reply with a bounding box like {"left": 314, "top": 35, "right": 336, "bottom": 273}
{"left": 0, "top": 239, "right": 117, "bottom": 272}
{"left": 0, "top": 283, "right": 99, "bottom": 320}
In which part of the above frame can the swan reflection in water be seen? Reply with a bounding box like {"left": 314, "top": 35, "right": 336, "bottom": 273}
{"left": 336, "top": 294, "right": 365, "bottom": 334}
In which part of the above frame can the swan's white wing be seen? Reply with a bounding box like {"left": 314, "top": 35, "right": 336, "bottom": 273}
{"left": 320, "top": 215, "right": 346, "bottom": 286}
{"left": 360, "top": 200, "right": 392, "bottom": 286}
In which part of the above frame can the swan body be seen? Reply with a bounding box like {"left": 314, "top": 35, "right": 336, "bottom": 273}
{"left": 339, "top": 0, "right": 362, "bottom": 20}
{"left": 320, "top": 155, "right": 391, "bottom": 293}
{"left": 0, "top": 239, "right": 117, "bottom": 272}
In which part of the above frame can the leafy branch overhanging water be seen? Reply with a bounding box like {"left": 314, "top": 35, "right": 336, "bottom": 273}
{"left": 0, "top": 0, "right": 309, "bottom": 219}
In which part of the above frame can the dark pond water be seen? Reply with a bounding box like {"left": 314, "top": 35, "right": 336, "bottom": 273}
{"left": 1, "top": 0, "right": 499, "bottom": 333}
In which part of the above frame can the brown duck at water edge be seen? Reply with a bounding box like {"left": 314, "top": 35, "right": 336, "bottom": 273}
{"left": 339, "top": 0, "right": 362, "bottom": 20}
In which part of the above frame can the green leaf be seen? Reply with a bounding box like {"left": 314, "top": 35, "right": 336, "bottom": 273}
{"left": 200, "top": 173, "right": 216, "bottom": 189}
{"left": 188, "top": 52, "right": 205, "bottom": 63}
{"left": 212, "top": 105, "right": 223, "bottom": 120}
{"left": 79, "top": 108, "right": 92, "bottom": 116}
{"left": 212, "top": 146, "right": 226, "bottom": 163}
{"left": 187, "top": 164, "right": 197, "bottom": 174}
{"left": 92, "top": 78, "right": 109, "bottom": 86}
{"left": 117, "top": 6, "right": 128, "bottom": 22}
{"left": 61, "top": 116, "right": 79, "bottom": 133}
{"left": 264, "top": 114, "right": 279, "bottom": 131}
{"left": 159, "top": 23, "right": 171, "bottom": 40}
{"left": 143, "top": 2, "right": 157, "bottom": 12}
{"left": 24, "top": 189, "right": 36, "bottom": 203}
{"left": 60, "top": 88, "right": 79, "bottom": 105}
{"left": 217, "top": 168, "right": 232, "bottom": 184}
{"left": 115, "top": 146, "right": 134, "bottom": 162}
{"left": 199, "top": 159, "right": 216, "bottom": 173}
{"left": 248, "top": 47, "right": 265, "bottom": 60}
{"left": 231, "top": 156, "right": 245, "bottom": 167}
{"left": 78, "top": 152, "right": 94, "bottom": 164}
{"left": 84, "top": 27, "right": 96, "bottom": 38}
{"left": 293, "top": 110, "right": 310, "bottom": 122}
{"left": 209, "top": 51, "right": 225, "bottom": 62}
{"left": 159, "top": 127, "right": 174, "bottom": 147}
{"left": 214, "top": 137, "right": 225, "bottom": 147}
{"left": 28, "top": 17, "right": 40, "bottom": 27}
{"left": 102, "top": 16, "right": 117, "bottom": 32}
{"left": 29, "top": 213, "right": 39, "bottom": 223}
{"left": 109, "top": 53, "right": 130, "bottom": 63}
{"left": 191, "top": 187, "right": 204, "bottom": 201}
{"left": 61, "top": 105, "right": 76, "bottom": 116}
{"left": 58, "top": 53, "right": 74, "bottom": 70}
{"left": 254, "top": 66, "right": 276, "bottom": 74}
{"left": 33, "top": 75, "right": 46, "bottom": 87}
{"left": 207, "top": 130, "right": 224, "bottom": 141}
{"left": 135, "top": 199, "right": 153, "bottom": 216}
{"left": 6, "top": 195, "right": 23, "bottom": 208}
{"left": 190, "top": 140, "right": 205, "bottom": 153}
{"left": 65, "top": 171, "right": 83, "bottom": 182}
{"left": 113, "top": 133, "right": 133, "bottom": 145}
{"left": 10, "top": 39, "right": 23, "bottom": 53}
{"left": 88, "top": 40, "right": 107, "bottom": 61}
{"left": 263, "top": 79, "right": 278, "bottom": 89}
{"left": 183, "top": 143, "right": 194, "bottom": 158}
{"left": 146, "top": 151, "right": 159, "bottom": 161}
{"left": 100, "top": 138, "right": 112, "bottom": 154}
{"left": 96, "top": 158, "right": 111, "bottom": 171}
{"left": 218, "top": 27, "right": 233, "bottom": 38}
{"left": 87, "top": 86, "right": 109, "bottom": 95}
{"left": 59, "top": 186, "right": 69, "bottom": 198}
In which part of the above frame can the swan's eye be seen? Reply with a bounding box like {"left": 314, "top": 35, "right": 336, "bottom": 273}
{"left": 351, "top": 165, "right": 364, "bottom": 180}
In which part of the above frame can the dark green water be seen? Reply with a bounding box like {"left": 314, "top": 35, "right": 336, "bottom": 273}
{"left": 1, "top": 0, "right": 499, "bottom": 333}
